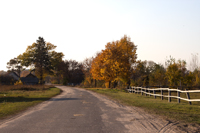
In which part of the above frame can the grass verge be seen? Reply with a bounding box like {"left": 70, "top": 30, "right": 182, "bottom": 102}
{"left": 87, "top": 88, "right": 200, "bottom": 125}
{"left": 0, "top": 85, "right": 61, "bottom": 119}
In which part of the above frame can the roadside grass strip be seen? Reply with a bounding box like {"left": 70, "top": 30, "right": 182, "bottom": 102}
{"left": 87, "top": 88, "right": 200, "bottom": 125}
{"left": 0, "top": 85, "right": 61, "bottom": 119}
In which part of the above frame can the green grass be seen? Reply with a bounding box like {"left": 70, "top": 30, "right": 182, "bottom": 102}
{"left": 0, "top": 85, "right": 61, "bottom": 119}
{"left": 87, "top": 88, "right": 200, "bottom": 125}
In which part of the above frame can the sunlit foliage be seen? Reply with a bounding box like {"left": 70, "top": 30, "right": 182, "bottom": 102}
{"left": 90, "top": 35, "right": 137, "bottom": 88}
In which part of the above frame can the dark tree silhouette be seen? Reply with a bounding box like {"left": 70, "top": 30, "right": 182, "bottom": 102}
{"left": 33, "top": 37, "right": 52, "bottom": 84}
{"left": 7, "top": 57, "right": 23, "bottom": 77}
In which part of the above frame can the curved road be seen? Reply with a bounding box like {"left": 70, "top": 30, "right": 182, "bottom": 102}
{"left": 0, "top": 86, "right": 181, "bottom": 133}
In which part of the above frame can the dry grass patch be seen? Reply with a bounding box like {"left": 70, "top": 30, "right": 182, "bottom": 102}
{"left": 0, "top": 85, "right": 61, "bottom": 119}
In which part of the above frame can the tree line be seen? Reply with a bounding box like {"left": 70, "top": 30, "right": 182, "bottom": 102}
{"left": 4, "top": 37, "right": 84, "bottom": 85}
{"left": 82, "top": 36, "right": 200, "bottom": 89}
{"left": 2, "top": 36, "right": 200, "bottom": 89}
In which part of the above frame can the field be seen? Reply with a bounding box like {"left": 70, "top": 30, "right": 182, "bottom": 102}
{"left": 0, "top": 85, "right": 61, "bottom": 119}
{"left": 87, "top": 88, "right": 200, "bottom": 126}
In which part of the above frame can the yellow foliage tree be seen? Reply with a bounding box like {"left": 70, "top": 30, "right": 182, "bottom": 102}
{"left": 90, "top": 35, "right": 137, "bottom": 88}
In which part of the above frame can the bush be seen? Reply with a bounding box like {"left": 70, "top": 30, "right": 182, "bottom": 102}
{"left": 0, "top": 85, "right": 55, "bottom": 92}
{"left": 14, "top": 80, "right": 23, "bottom": 85}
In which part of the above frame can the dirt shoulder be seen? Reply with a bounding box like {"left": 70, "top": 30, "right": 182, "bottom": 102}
{"left": 82, "top": 87, "right": 200, "bottom": 133}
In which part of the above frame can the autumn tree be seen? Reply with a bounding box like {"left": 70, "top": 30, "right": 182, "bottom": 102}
{"left": 90, "top": 51, "right": 107, "bottom": 83}
{"left": 165, "top": 57, "right": 187, "bottom": 87}
{"left": 117, "top": 36, "right": 137, "bottom": 85}
{"left": 184, "top": 71, "right": 195, "bottom": 87}
{"left": 166, "top": 65, "right": 179, "bottom": 86}
{"left": 193, "top": 69, "right": 200, "bottom": 86}
{"left": 177, "top": 60, "right": 187, "bottom": 86}
{"left": 82, "top": 57, "right": 94, "bottom": 87}
{"left": 90, "top": 35, "right": 137, "bottom": 88}
{"left": 149, "top": 63, "right": 166, "bottom": 87}
{"left": 132, "top": 60, "right": 150, "bottom": 86}
{"left": 18, "top": 37, "right": 64, "bottom": 84}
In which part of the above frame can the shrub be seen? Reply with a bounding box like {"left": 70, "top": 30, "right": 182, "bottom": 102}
{"left": 14, "top": 80, "right": 23, "bottom": 85}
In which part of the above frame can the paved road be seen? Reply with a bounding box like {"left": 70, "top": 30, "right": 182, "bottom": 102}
{"left": 0, "top": 86, "right": 180, "bottom": 133}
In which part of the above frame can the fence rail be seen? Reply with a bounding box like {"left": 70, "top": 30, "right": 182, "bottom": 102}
{"left": 127, "top": 87, "right": 200, "bottom": 105}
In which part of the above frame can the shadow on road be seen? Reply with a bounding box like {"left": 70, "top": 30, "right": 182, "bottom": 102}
{"left": 0, "top": 97, "right": 81, "bottom": 103}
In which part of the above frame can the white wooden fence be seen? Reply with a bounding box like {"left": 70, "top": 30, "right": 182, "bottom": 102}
{"left": 127, "top": 87, "right": 200, "bottom": 105}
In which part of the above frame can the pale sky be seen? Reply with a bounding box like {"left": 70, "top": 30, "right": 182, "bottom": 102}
{"left": 0, "top": 0, "right": 200, "bottom": 71}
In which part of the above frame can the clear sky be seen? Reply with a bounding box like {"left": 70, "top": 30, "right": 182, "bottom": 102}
{"left": 0, "top": 0, "right": 200, "bottom": 71}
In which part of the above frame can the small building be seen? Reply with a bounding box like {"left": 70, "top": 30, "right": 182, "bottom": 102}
{"left": 5, "top": 70, "right": 39, "bottom": 85}
{"left": 20, "top": 73, "right": 39, "bottom": 85}
{"left": 8, "top": 72, "right": 20, "bottom": 81}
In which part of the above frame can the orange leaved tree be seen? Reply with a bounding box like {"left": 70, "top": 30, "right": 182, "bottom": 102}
{"left": 90, "top": 35, "right": 137, "bottom": 88}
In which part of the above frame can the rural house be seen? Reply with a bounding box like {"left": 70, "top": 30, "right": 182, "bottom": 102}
{"left": 20, "top": 70, "right": 39, "bottom": 85}
{"left": 8, "top": 72, "right": 20, "bottom": 81}
{"left": 5, "top": 70, "right": 39, "bottom": 85}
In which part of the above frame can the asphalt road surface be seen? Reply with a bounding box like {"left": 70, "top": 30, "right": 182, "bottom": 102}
{"left": 0, "top": 86, "right": 181, "bottom": 133}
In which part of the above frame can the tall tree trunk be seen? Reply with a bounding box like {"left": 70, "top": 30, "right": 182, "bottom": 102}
{"left": 40, "top": 67, "right": 43, "bottom": 85}
{"left": 113, "top": 80, "right": 117, "bottom": 88}
{"left": 127, "top": 79, "right": 131, "bottom": 88}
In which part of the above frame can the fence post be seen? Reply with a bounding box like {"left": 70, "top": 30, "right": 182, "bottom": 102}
{"left": 161, "top": 89, "right": 163, "bottom": 100}
{"left": 153, "top": 89, "right": 156, "bottom": 99}
{"left": 185, "top": 89, "right": 192, "bottom": 105}
{"left": 141, "top": 88, "right": 143, "bottom": 95}
{"left": 149, "top": 89, "right": 151, "bottom": 97}
{"left": 134, "top": 87, "right": 136, "bottom": 94}
{"left": 177, "top": 88, "right": 180, "bottom": 103}
{"left": 168, "top": 88, "right": 171, "bottom": 102}
{"left": 145, "top": 88, "right": 147, "bottom": 96}
{"left": 137, "top": 88, "right": 139, "bottom": 94}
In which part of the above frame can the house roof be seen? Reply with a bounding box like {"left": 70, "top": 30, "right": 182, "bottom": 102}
{"left": 8, "top": 70, "right": 36, "bottom": 78}
{"left": 5, "top": 71, "right": 38, "bottom": 80}
{"left": 0, "top": 71, "right": 7, "bottom": 75}
{"left": 26, "top": 73, "right": 37, "bottom": 78}
{"left": 10, "top": 72, "right": 20, "bottom": 78}
{"left": 20, "top": 70, "right": 32, "bottom": 77}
